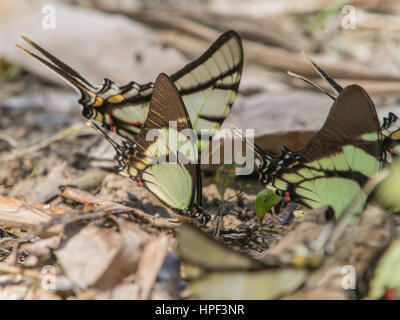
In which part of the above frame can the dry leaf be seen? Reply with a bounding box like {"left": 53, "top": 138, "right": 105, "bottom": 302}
{"left": 55, "top": 223, "right": 122, "bottom": 289}
{"left": 136, "top": 234, "right": 169, "bottom": 299}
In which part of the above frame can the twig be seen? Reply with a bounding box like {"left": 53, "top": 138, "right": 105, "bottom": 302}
{"left": 0, "top": 263, "right": 45, "bottom": 281}
{"left": 60, "top": 187, "right": 178, "bottom": 230}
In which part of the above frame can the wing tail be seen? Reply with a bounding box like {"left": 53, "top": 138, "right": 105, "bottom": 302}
{"left": 17, "top": 36, "right": 98, "bottom": 104}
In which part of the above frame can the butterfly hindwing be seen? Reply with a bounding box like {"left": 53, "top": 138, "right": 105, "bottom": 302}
{"left": 171, "top": 31, "right": 243, "bottom": 148}
{"left": 299, "top": 85, "right": 381, "bottom": 161}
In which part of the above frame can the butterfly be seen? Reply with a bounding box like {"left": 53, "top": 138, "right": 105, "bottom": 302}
{"left": 179, "top": 203, "right": 398, "bottom": 299}
{"left": 178, "top": 223, "right": 307, "bottom": 299}
{"left": 17, "top": 31, "right": 243, "bottom": 151}
{"left": 233, "top": 64, "right": 382, "bottom": 217}
{"left": 94, "top": 72, "right": 208, "bottom": 225}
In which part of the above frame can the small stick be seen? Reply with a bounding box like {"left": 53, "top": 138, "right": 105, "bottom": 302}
{"left": 60, "top": 186, "right": 178, "bottom": 230}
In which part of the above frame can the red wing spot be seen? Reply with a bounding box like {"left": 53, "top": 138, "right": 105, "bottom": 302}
{"left": 106, "top": 115, "right": 116, "bottom": 132}
{"left": 137, "top": 177, "right": 143, "bottom": 187}
{"left": 384, "top": 289, "right": 397, "bottom": 300}
{"left": 127, "top": 122, "right": 143, "bottom": 126}
{"left": 284, "top": 192, "right": 291, "bottom": 201}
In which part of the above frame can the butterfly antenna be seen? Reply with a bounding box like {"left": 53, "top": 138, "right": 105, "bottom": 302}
{"left": 287, "top": 71, "right": 336, "bottom": 100}
{"left": 217, "top": 187, "right": 243, "bottom": 217}
{"left": 87, "top": 121, "right": 123, "bottom": 153}
{"left": 230, "top": 125, "right": 265, "bottom": 157}
{"left": 301, "top": 51, "right": 343, "bottom": 95}
{"left": 225, "top": 187, "right": 243, "bottom": 202}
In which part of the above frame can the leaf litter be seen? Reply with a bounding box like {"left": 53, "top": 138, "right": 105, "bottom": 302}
{"left": 0, "top": 0, "right": 399, "bottom": 300}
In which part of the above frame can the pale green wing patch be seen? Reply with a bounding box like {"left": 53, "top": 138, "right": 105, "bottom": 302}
{"left": 112, "top": 103, "right": 149, "bottom": 125}
{"left": 361, "top": 132, "right": 379, "bottom": 142}
{"left": 172, "top": 33, "right": 243, "bottom": 151}
{"left": 296, "top": 177, "right": 364, "bottom": 216}
{"left": 143, "top": 163, "right": 193, "bottom": 211}
{"left": 342, "top": 145, "right": 381, "bottom": 178}
{"left": 144, "top": 127, "right": 197, "bottom": 164}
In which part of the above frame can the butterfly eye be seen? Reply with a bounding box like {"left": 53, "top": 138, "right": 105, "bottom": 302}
{"left": 82, "top": 106, "right": 94, "bottom": 119}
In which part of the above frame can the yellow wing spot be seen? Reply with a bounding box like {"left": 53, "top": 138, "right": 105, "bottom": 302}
{"left": 135, "top": 162, "right": 146, "bottom": 170}
{"left": 391, "top": 130, "right": 400, "bottom": 141}
{"left": 177, "top": 117, "right": 188, "bottom": 124}
{"left": 94, "top": 112, "right": 104, "bottom": 122}
{"left": 92, "top": 96, "right": 104, "bottom": 107}
{"left": 129, "top": 167, "right": 138, "bottom": 176}
{"left": 108, "top": 94, "right": 125, "bottom": 104}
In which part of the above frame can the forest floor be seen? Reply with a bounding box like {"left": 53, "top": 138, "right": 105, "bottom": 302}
{"left": 0, "top": 0, "right": 399, "bottom": 299}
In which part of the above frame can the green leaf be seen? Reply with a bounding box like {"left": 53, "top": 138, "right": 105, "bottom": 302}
{"left": 254, "top": 189, "right": 282, "bottom": 225}
{"left": 309, "top": 0, "right": 348, "bottom": 34}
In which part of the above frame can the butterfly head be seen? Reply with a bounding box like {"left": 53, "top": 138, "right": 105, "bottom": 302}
{"left": 81, "top": 105, "right": 95, "bottom": 120}
{"left": 195, "top": 212, "right": 211, "bottom": 225}
{"left": 190, "top": 203, "right": 210, "bottom": 225}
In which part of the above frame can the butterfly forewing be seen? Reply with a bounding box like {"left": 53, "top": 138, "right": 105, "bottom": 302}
{"left": 126, "top": 73, "right": 200, "bottom": 214}
{"left": 300, "top": 85, "right": 381, "bottom": 161}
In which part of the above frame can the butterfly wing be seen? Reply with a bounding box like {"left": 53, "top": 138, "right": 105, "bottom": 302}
{"left": 171, "top": 30, "right": 243, "bottom": 150}
{"left": 18, "top": 31, "right": 243, "bottom": 148}
{"left": 178, "top": 224, "right": 307, "bottom": 299}
{"left": 265, "top": 85, "right": 382, "bottom": 217}
{"left": 123, "top": 73, "right": 201, "bottom": 218}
